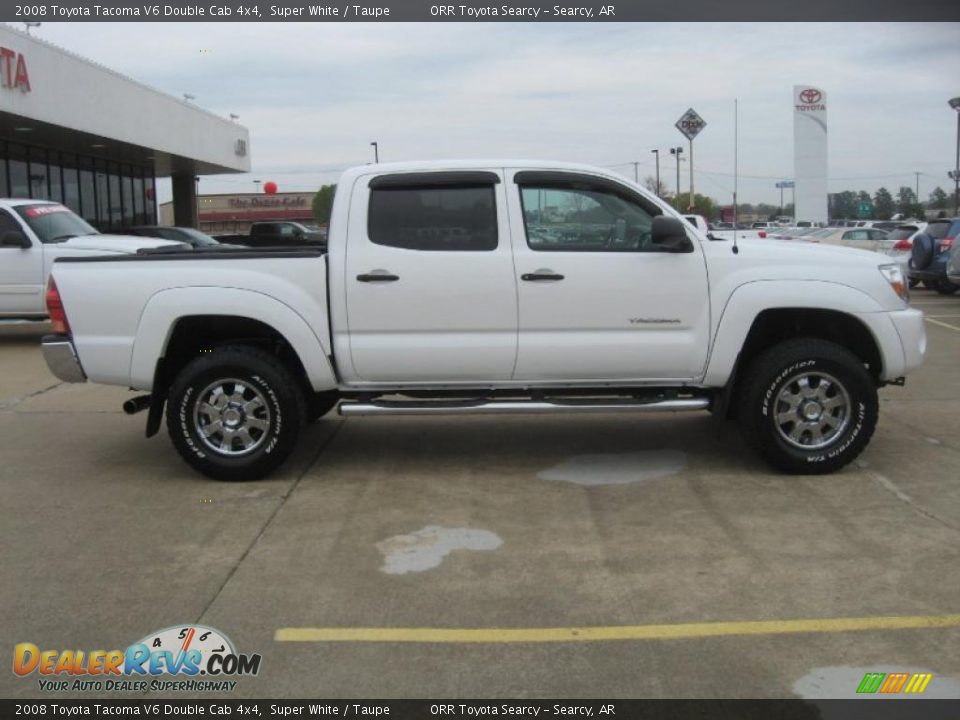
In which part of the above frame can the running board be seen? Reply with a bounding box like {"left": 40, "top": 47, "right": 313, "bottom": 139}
{"left": 338, "top": 397, "right": 710, "bottom": 417}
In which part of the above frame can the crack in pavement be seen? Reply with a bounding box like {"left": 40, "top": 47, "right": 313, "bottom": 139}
{"left": 194, "top": 418, "right": 347, "bottom": 625}
{"left": 857, "top": 461, "right": 960, "bottom": 534}
{"left": 0, "top": 382, "right": 63, "bottom": 411}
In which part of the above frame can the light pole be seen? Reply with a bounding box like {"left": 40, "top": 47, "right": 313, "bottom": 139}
{"left": 669, "top": 147, "right": 683, "bottom": 208}
{"left": 950, "top": 97, "right": 960, "bottom": 216}
{"left": 370, "top": 141, "right": 379, "bottom": 164}
{"left": 650, "top": 150, "right": 660, "bottom": 197}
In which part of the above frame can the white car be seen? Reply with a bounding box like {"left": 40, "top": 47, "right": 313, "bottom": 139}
{"left": 0, "top": 199, "right": 185, "bottom": 319}
{"left": 41, "top": 160, "right": 924, "bottom": 481}
{"left": 883, "top": 223, "right": 928, "bottom": 285}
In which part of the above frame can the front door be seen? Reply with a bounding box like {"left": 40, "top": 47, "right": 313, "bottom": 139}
{"left": 506, "top": 170, "right": 711, "bottom": 382}
{"left": 0, "top": 209, "right": 42, "bottom": 317}
{"left": 343, "top": 170, "right": 518, "bottom": 383}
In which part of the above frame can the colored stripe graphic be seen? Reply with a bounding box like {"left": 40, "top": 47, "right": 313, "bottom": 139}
{"left": 858, "top": 672, "right": 932, "bottom": 694}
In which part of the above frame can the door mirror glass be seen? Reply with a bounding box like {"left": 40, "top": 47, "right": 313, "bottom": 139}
{"left": 650, "top": 216, "right": 693, "bottom": 253}
{"left": 1, "top": 230, "right": 31, "bottom": 249}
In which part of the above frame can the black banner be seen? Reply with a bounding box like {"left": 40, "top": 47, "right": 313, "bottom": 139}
{"left": 2, "top": 0, "right": 960, "bottom": 22}
{"left": 2, "top": 699, "right": 960, "bottom": 720}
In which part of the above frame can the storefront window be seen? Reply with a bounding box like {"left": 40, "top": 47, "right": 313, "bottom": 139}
{"left": 95, "top": 160, "right": 110, "bottom": 229}
{"left": 79, "top": 156, "right": 97, "bottom": 225}
{"left": 7, "top": 143, "right": 29, "bottom": 199}
{"left": 107, "top": 163, "right": 121, "bottom": 227}
{"left": 132, "top": 170, "right": 145, "bottom": 225}
{"left": 144, "top": 175, "right": 156, "bottom": 223}
{"left": 28, "top": 147, "right": 50, "bottom": 200}
{"left": 62, "top": 154, "right": 80, "bottom": 216}
{"left": 48, "top": 152, "right": 64, "bottom": 203}
{"left": 122, "top": 167, "right": 135, "bottom": 226}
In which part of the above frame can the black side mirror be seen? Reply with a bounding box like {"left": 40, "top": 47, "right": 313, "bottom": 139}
{"left": 651, "top": 216, "right": 694, "bottom": 253}
{"left": 1, "top": 230, "right": 31, "bottom": 249}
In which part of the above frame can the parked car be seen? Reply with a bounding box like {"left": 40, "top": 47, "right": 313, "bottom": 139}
{"left": 948, "top": 241, "right": 960, "bottom": 286}
{"left": 216, "top": 221, "right": 326, "bottom": 248}
{"left": 800, "top": 227, "right": 890, "bottom": 252}
{"left": 115, "top": 225, "right": 242, "bottom": 249}
{"left": 683, "top": 214, "right": 710, "bottom": 234}
{"left": 909, "top": 218, "right": 960, "bottom": 295}
{"left": 41, "top": 160, "right": 923, "bottom": 481}
{"left": 883, "top": 223, "right": 928, "bottom": 287}
{"left": 0, "top": 199, "right": 184, "bottom": 319}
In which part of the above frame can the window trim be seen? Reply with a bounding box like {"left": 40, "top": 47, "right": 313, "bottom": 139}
{"left": 369, "top": 171, "right": 501, "bottom": 190}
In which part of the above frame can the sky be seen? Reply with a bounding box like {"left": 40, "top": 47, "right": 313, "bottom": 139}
{"left": 24, "top": 21, "right": 960, "bottom": 205}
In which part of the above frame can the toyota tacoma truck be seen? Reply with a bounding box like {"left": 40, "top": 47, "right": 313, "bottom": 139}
{"left": 1, "top": 199, "right": 184, "bottom": 319}
{"left": 40, "top": 161, "right": 926, "bottom": 481}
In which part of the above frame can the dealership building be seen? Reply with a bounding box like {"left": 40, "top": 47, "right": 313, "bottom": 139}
{"left": 0, "top": 24, "right": 250, "bottom": 230}
{"left": 159, "top": 191, "right": 317, "bottom": 235}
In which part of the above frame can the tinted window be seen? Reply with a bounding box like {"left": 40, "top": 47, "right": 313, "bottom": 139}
{"left": 519, "top": 184, "right": 656, "bottom": 252}
{"left": 0, "top": 209, "right": 22, "bottom": 234}
{"left": 927, "top": 222, "right": 951, "bottom": 240}
{"left": 368, "top": 186, "right": 497, "bottom": 251}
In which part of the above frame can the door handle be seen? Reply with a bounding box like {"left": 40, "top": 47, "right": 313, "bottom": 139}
{"left": 356, "top": 272, "right": 399, "bottom": 283}
{"left": 521, "top": 271, "right": 564, "bottom": 282}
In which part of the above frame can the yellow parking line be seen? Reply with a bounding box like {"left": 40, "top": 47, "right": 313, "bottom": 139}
{"left": 925, "top": 317, "right": 960, "bottom": 332}
{"left": 275, "top": 613, "right": 960, "bottom": 643}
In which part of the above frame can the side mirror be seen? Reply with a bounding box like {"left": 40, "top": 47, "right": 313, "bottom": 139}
{"left": 651, "top": 216, "right": 694, "bottom": 253}
{"left": 1, "top": 230, "right": 31, "bottom": 249}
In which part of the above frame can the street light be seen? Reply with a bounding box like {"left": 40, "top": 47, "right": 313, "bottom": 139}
{"left": 950, "top": 96, "right": 960, "bottom": 216}
{"left": 669, "top": 147, "right": 684, "bottom": 208}
{"left": 370, "top": 141, "right": 379, "bottom": 164}
{"left": 650, "top": 150, "right": 660, "bottom": 197}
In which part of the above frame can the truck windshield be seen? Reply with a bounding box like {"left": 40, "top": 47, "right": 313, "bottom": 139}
{"left": 14, "top": 204, "right": 99, "bottom": 243}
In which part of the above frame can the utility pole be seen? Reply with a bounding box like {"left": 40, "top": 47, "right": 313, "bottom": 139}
{"left": 632, "top": 162, "right": 639, "bottom": 183}
{"left": 688, "top": 139, "right": 694, "bottom": 211}
{"left": 914, "top": 171, "right": 920, "bottom": 201}
{"left": 670, "top": 147, "right": 684, "bottom": 208}
{"left": 650, "top": 150, "right": 660, "bottom": 197}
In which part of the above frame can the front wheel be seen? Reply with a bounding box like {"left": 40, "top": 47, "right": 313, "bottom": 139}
{"left": 167, "top": 346, "right": 305, "bottom": 481}
{"left": 738, "top": 338, "right": 878, "bottom": 474}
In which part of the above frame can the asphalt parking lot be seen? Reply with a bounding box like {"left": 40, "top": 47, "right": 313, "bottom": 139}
{"left": 2, "top": 290, "right": 959, "bottom": 701}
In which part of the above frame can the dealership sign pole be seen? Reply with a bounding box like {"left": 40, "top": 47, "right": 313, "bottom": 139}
{"left": 675, "top": 108, "right": 706, "bottom": 211}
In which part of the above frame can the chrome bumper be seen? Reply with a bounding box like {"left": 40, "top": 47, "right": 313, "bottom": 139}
{"left": 41, "top": 335, "right": 86, "bottom": 383}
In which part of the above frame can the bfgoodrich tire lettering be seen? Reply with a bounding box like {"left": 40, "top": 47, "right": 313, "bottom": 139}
{"left": 167, "top": 345, "right": 305, "bottom": 481}
{"left": 738, "top": 338, "right": 878, "bottom": 474}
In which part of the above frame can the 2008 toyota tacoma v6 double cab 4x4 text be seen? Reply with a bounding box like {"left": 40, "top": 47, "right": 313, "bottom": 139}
{"left": 41, "top": 161, "right": 926, "bottom": 481}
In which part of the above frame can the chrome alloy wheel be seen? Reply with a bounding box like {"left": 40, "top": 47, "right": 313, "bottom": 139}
{"left": 773, "top": 371, "right": 851, "bottom": 450}
{"left": 193, "top": 378, "right": 272, "bottom": 456}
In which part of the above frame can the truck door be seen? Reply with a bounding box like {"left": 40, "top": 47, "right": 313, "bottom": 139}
{"left": 0, "top": 209, "right": 43, "bottom": 316}
{"left": 506, "top": 170, "right": 711, "bottom": 382}
{"left": 343, "top": 170, "right": 518, "bottom": 383}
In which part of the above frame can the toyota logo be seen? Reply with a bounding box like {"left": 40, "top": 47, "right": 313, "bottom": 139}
{"left": 799, "top": 88, "right": 822, "bottom": 104}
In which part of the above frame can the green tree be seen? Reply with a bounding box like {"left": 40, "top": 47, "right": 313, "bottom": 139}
{"left": 873, "top": 187, "right": 895, "bottom": 220}
{"left": 831, "top": 190, "right": 857, "bottom": 219}
{"left": 929, "top": 186, "right": 949, "bottom": 210}
{"left": 673, "top": 192, "right": 715, "bottom": 218}
{"left": 312, "top": 184, "right": 337, "bottom": 224}
{"left": 896, "top": 186, "right": 917, "bottom": 216}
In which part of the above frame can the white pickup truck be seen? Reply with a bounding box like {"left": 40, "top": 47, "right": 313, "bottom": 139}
{"left": 1, "top": 199, "right": 182, "bottom": 319}
{"left": 41, "top": 161, "right": 926, "bottom": 481}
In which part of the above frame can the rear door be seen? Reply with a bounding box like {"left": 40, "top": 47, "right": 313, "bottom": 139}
{"left": 0, "top": 208, "right": 43, "bottom": 316}
{"left": 506, "top": 170, "right": 711, "bottom": 382}
{"left": 343, "top": 170, "right": 518, "bottom": 383}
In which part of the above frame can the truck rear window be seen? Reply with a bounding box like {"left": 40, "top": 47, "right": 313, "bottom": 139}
{"left": 368, "top": 186, "right": 497, "bottom": 251}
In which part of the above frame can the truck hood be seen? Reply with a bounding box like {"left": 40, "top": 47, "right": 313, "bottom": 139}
{"left": 60, "top": 235, "right": 187, "bottom": 254}
{"left": 733, "top": 236, "right": 892, "bottom": 266}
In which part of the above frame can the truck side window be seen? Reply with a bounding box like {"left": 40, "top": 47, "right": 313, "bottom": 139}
{"left": 0, "top": 209, "right": 22, "bottom": 234}
{"left": 519, "top": 185, "right": 656, "bottom": 252}
{"left": 368, "top": 186, "right": 497, "bottom": 251}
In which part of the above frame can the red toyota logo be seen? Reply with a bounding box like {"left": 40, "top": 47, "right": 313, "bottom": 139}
{"left": 799, "top": 88, "right": 822, "bottom": 104}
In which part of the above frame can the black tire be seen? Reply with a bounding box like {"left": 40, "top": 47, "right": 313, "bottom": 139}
{"left": 738, "top": 338, "right": 878, "bottom": 474}
{"left": 934, "top": 279, "right": 960, "bottom": 295}
{"left": 306, "top": 391, "right": 339, "bottom": 423}
{"left": 910, "top": 233, "right": 935, "bottom": 270}
{"left": 166, "top": 345, "right": 306, "bottom": 481}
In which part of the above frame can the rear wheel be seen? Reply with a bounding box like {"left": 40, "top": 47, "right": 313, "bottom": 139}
{"left": 167, "top": 345, "right": 305, "bottom": 481}
{"left": 738, "top": 338, "right": 877, "bottom": 474}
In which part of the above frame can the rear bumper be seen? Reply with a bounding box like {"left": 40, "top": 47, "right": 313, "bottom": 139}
{"left": 41, "top": 335, "right": 87, "bottom": 383}
{"left": 888, "top": 308, "right": 926, "bottom": 377}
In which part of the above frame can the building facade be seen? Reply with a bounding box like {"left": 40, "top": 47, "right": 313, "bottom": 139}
{"left": 161, "top": 192, "right": 317, "bottom": 235}
{"left": 1, "top": 24, "right": 250, "bottom": 230}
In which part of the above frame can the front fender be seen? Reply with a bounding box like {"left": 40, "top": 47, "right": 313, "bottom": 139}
{"left": 129, "top": 287, "right": 337, "bottom": 392}
{"left": 703, "top": 280, "right": 899, "bottom": 386}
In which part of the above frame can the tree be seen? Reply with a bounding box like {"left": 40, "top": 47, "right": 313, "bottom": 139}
{"left": 830, "top": 191, "right": 857, "bottom": 219}
{"left": 896, "top": 186, "right": 918, "bottom": 216}
{"left": 873, "top": 187, "right": 895, "bottom": 220}
{"left": 312, "top": 184, "right": 337, "bottom": 224}
{"left": 673, "top": 192, "right": 716, "bottom": 219}
{"left": 929, "top": 186, "right": 949, "bottom": 210}
{"left": 643, "top": 175, "right": 670, "bottom": 199}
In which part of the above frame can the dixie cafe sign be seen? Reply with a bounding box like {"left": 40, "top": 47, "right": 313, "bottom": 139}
{"left": 0, "top": 46, "right": 30, "bottom": 92}
{"left": 229, "top": 196, "right": 307, "bottom": 209}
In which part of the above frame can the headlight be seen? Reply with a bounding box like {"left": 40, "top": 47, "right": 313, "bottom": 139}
{"left": 879, "top": 264, "right": 908, "bottom": 303}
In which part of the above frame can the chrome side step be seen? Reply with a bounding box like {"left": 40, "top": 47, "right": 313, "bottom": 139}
{"left": 338, "top": 397, "right": 710, "bottom": 417}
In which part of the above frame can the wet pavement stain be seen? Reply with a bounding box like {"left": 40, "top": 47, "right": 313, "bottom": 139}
{"left": 376, "top": 525, "right": 503, "bottom": 575}
{"left": 538, "top": 450, "right": 688, "bottom": 486}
